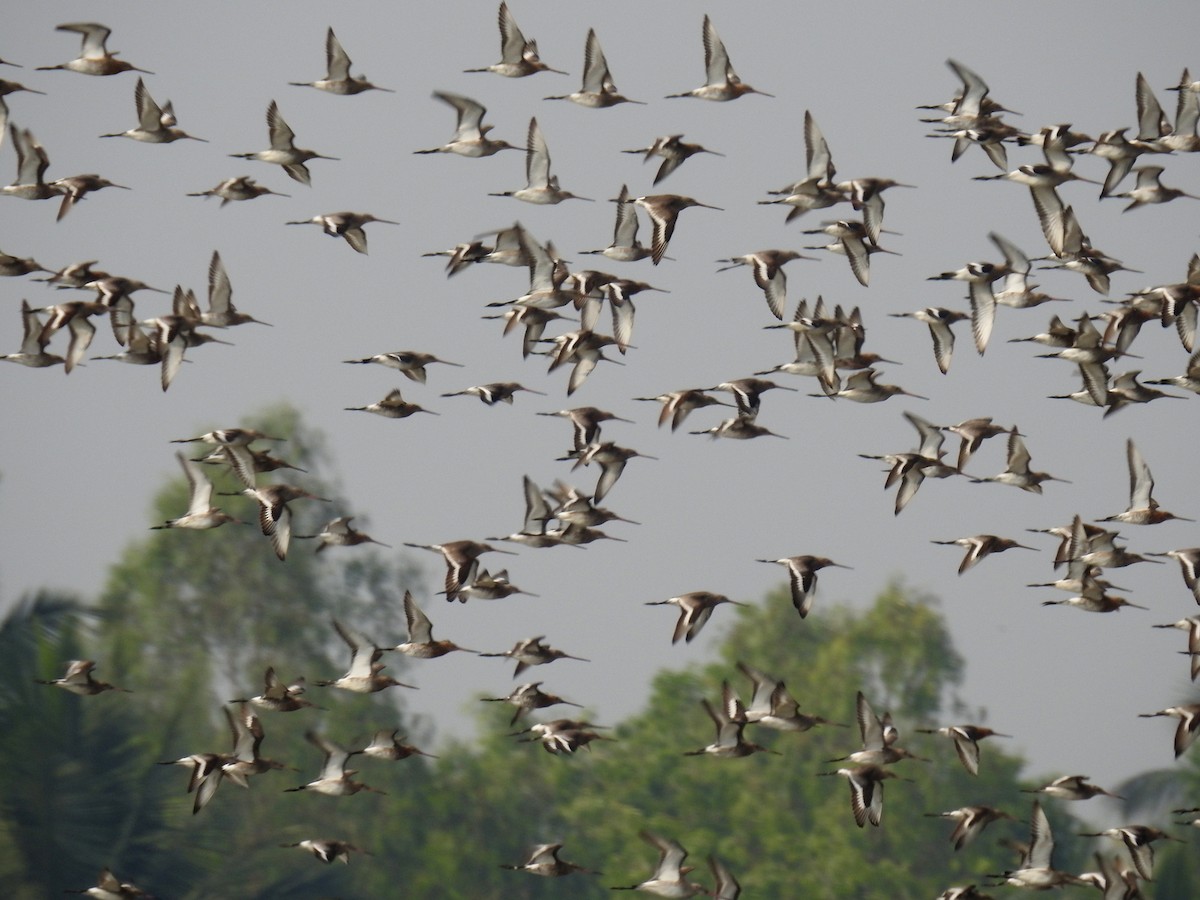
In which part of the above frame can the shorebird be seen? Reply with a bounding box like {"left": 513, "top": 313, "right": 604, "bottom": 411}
{"left": 502, "top": 843, "right": 599, "bottom": 877}
{"left": 0, "top": 247, "right": 47, "bottom": 277}
{"left": 1100, "top": 439, "right": 1192, "bottom": 525}
{"left": 230, "top": 100, "right": 338, "bottom": 186}
{"left": 221, "top": 703, "right": 290, "bottom": 785}
{"left": 696, "top": 415, "right": 787, "bottom": 441}
{"left": 452, "top": 567, "right": 538, "bottom": 601}
{"left": 480, "top": 635, "right": 588, "bottom": 678}
{"left": 818, "top": 763, "right": 904, "bottom": 827}
{"left": 717, "top": 250, "right": 814, "bottom": 320}
{"left": 317, "top": 620, "right": 414, "bottom": 693}
{"left": 736, "top": 662, "right": 844, "bottom": 732}
{"left": 289, "top": 28, "right": 392, "bottom": 94}
{"left": 755, "top": 555, "right": 850, "bottom": 618}
{"left": 490, "top": 117, "right": 589, "bottom": 204}
{"left": 685, "top": 683, "right": 776, "bottom": 758}
{"left": 157, "top": 751, "right": 225, "bottom": 814}
{"left": 629, "top": 194, "right": 722, "bottom": 265}
{"left": 441, "top": 381, "right": 544, "bottom": 405}
{"left": 35, "top": 659, "right": 129, "bottom": 696}
{"left": 287, "top": 211, "right": 398, "bottom": 254}
{"left": 465, "top": 1, "right": 566, "bottom": 77}
{"left": 403, "top": 539, "right": 513, "bottom": 599}
{"left": 971, "top": 429, "right": 1066, "bottom": 493}
{"left": 284, "top": 731, "right": 383, "bottom": 796}
{"left": 838, "top": 177, "right": 915, "bottom": 245}
{"left": 761, "top": 111, "right": 846, "bottom": 221}
{"left": 1022, "top": 774, "right": 1123, "bottom": 801}
{"left": 622, "top": 134, "right": 722, "bottom": 186}
{"left": 666, "top": 15, "right": 771, "bottom": 101}
{"left": 889, "top": 307, "right": 970, "bottom": 374}
{"left": 2, "top": 125, "right": 58, "bottom": 200}
{"left": 101, "top": 78, "right": 204, "bottom": 142}
{"left": 1076, "top": 853, "right": 1144, "bottom": 900}
{"left": 1111, "top": 164, "right": 1200, "bottom": 211}
{"left": 152, "top": 452, "right": 243, "bottom": 531}
{"left": 1078, "top": 825, "right": 1178, "bottom": 881}
{"left": 991, "top": 801, "right": 1086, "bottom": 890}
{"left": 344, "top": 349, "right": 462, "bottom": 383}
{"left": 1148, "top": 548, "right": 1200, "bottom": 604}
{"left": 537, "top": 406, "right": 630, "bottom": 451}
{"left": 393, "top": 590, "right": 476, "bottom": 658}
{"left": 1147, "top": 619, "right": 1195, "bottom": 681}
{"left": 33, "top": 298, "right": 110, "bottom": 373}
{"left": 635, "top": 388, "right": 730, "bottom": 431}
{"left": 239, "top": 483, "right": 329, "bottom": 560}
{"left": 170, "top": 427, "right": 282, "bottom": 488}
{"left": 66, "top": 868, "right": 153, "bottom": 897}
{"left": 930, "top": 535, "right": 1036, "bottom": 575}
{"left": 828, "top": 691, "right": 923, "bottom": 766}
{"left": 281, "top": 839, "right": 371, "bottom": 865}
{"left": 565, "top": 440, "right": 655, "bottom": 502}
{"left": 803, "top": 220, "right": 898, "bottom": 287}
{"left": 2, "top": 300, "right": 64, "bottom": 368}
{"left": 707, "top": 378, "right": 797, "bottom": 418}
{"left": 192, "top": 251, "right": 269, "bottom": 328}
{"left": 916, "top": 724, "right": 1010, "bottom": 775}
{"left": 187, "top": 175, "right": 289, "bottom": 206}
{"left": 581, "top": 184, "right": 653, "bottom": 262}
{"left": 346, "top": 388, "right": 437, "bottom": 419}
{"left": 926, "top": 806, "right": 1016, "bottom": 851}
{"left": 814, "top": 368, "right": 927, "bottom": 403}
{"left": 1138, "top": 704, "right": 1200, "bottom": 758}
{"left": 611, "top": 831, "right": 706, "bottom": 896}
{"left": 360, "top": 729, "right": 437, "bottom": 761}
{"left": 545, "top": 28, "right": 642, "bottom": 107}
{"left": 513, "top": 717, "right": 612, "bottom": 753}
{"left": 945, "top": 417, "right": 1017, "bottom": 471}
{"left": 646, "top": 591, "right": 744, "bottom": 644}
{"left": 482, "top": 682, "right": 582, "bottom": 726}
{"left": 414, "top": 91, "right": 521, "bottom": 157}
{"left": 232, "top": 667, "right": 321, "bottom": 713}
{"left": 37, "top": 23, "right": 151, "bottom": 76}
{"left": 50, "top": 173, "right": 128, "bottom": 221}
{"left": 294, "top": 515, "right": 388, "bottom": 553}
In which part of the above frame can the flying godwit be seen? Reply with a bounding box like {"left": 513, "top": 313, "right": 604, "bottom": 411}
{"left": 501, "top": 843, "right": 599, "bottom": 877}
{"left": 666, "top": 15, "right": 771, "bottom": 101}
{"left": 622, "top": 134, "right": 723, "bottom": 185}
{"left": 545, "top": 28, "right": 642, "bottom": 107}
{"left": 393, "top": 590, "right": 477, "bottom": 658}
{"left": 230, "top": 100, "right": 338, "bottom": 186}
{"left": 289, "top": 28, "right": 392, "bottom": 94}
{"left": 414, "top": 91, "right": 521, "bottom": 157}
{"left": 284, "top": 731, "right": 384, "bottom": 796}
{"left": 101, "top": 78, "right": 205, "bottom": 142}
{"left": 464, "top": 2, "right": 566, "bottom": 78}
{"left": 490, "top": 117, "right": 590, "bottom": 204}
{"left": 316, "top": 620, "right": 414, "bottom": 693}
{"left": 646, "top": 591, "right": 744, "bottom": 644}
{"left": 611, "top": 831, "right": 706, "bottom": 896}
{"left": 480, "top": 635, "right": 589, "bottom": 678}
{"left": 35, "top": 659, "right": 129, "bottom": 696}
{"left": 187, "top": 175, "right": 289, "bottom": 206}
{"left": 916, "top": 724, "right": 1011, "bottom": 775}
{"left": 287, "top": 211, "right": 398, "bottom": 254}
{"left": 37, "top": 23, "right": 151, "bottom": 76}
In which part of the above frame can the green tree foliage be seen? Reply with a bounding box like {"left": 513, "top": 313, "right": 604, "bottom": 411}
{"left": 8, "top": 418, "right": 1158, "bottom": 896}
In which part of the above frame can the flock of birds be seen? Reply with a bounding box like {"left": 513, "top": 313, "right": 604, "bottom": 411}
{"left": 6, "top": 5, "right": 1200, "bottom": 897}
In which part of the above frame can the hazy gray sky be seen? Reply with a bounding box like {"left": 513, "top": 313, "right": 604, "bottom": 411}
{"left": 3, "top": 0, "right": 1198, "bottom": 808}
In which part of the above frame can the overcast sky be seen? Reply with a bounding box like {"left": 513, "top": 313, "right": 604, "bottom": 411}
{"left": 3, "top": 0, "right": 1199, "bottom": 807}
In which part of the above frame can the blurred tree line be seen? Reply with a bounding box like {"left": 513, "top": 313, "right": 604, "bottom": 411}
{"left": 1, "top": 407, "right": 1194, "bottom": 898}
